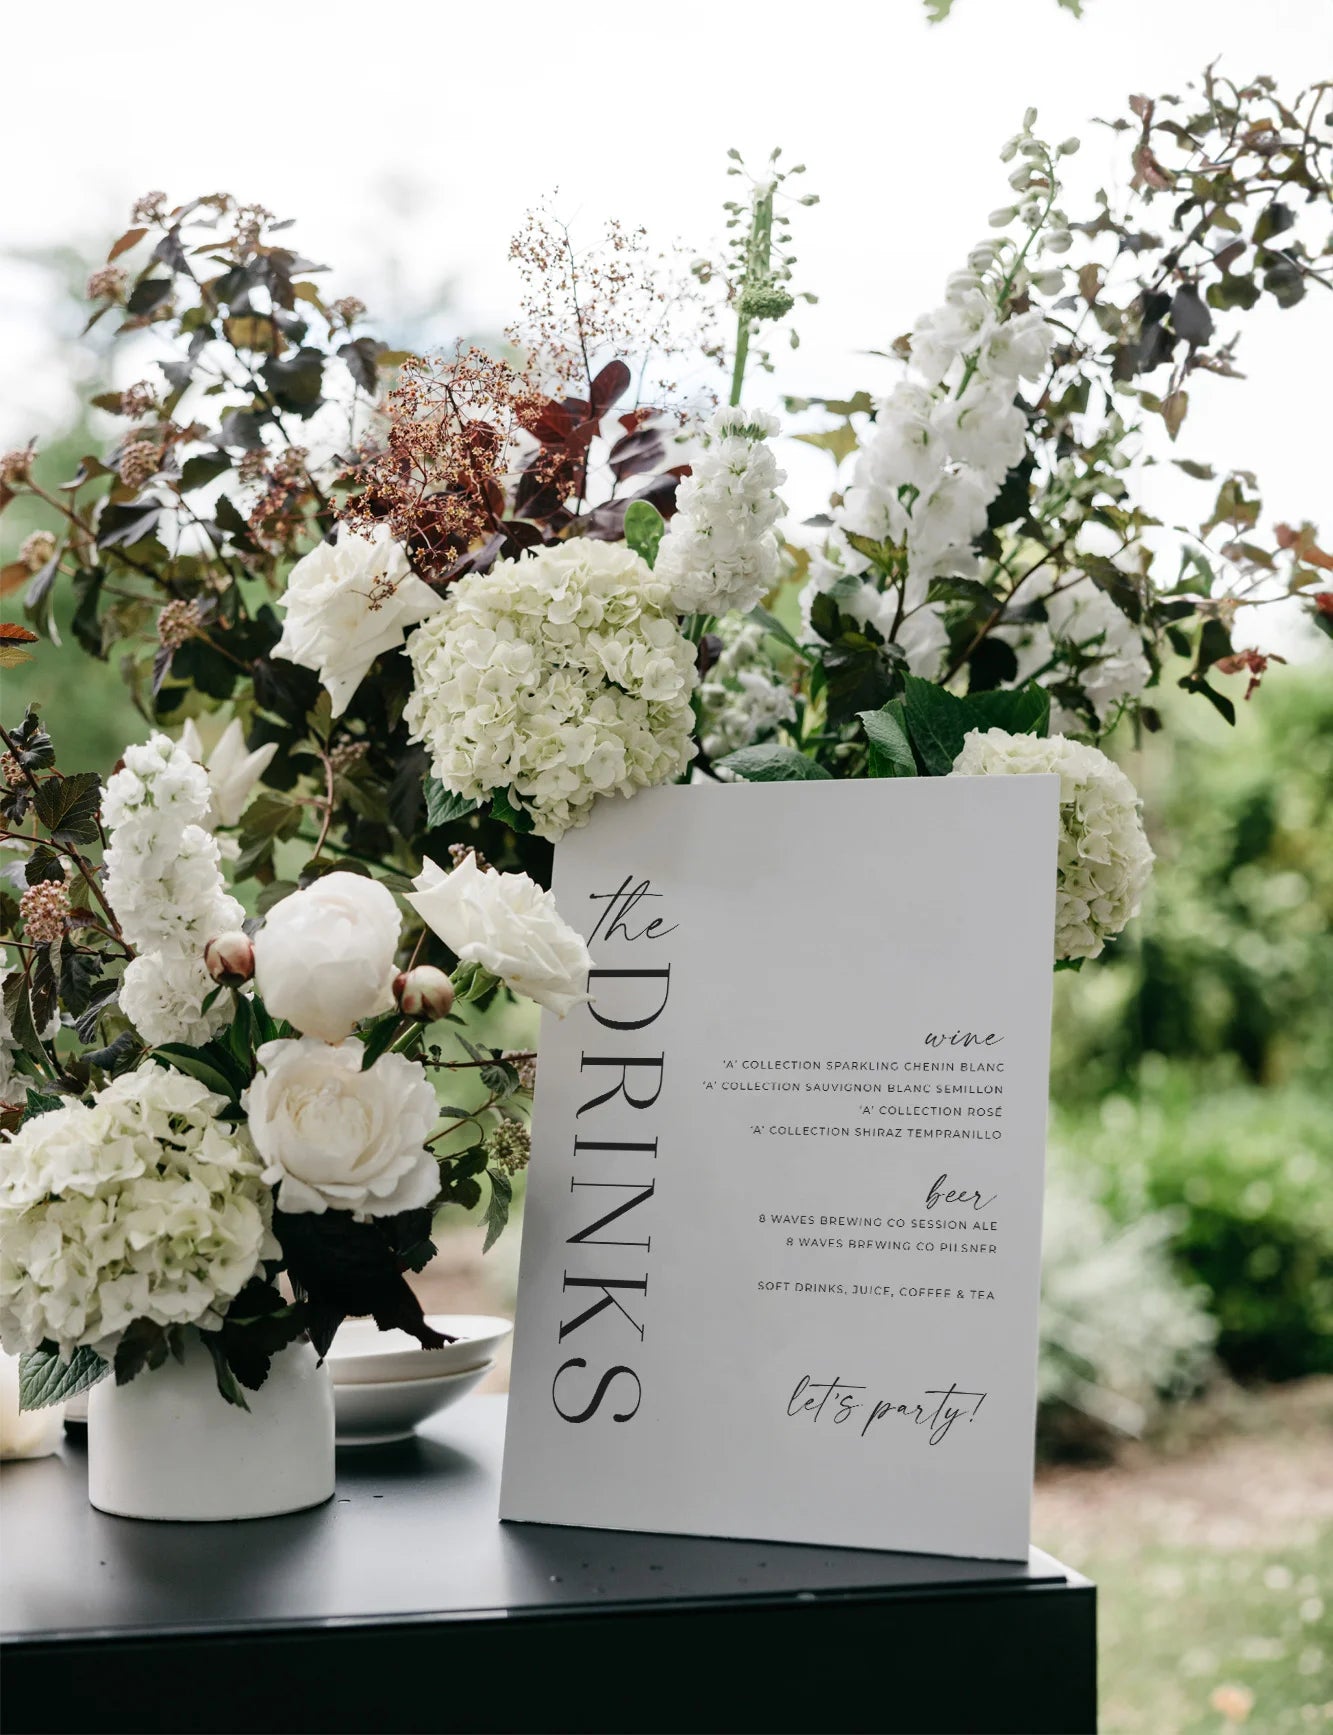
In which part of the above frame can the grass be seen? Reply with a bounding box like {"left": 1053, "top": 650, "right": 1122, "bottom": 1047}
{"left": 1034, "top": 1378, "right": 1333, "bottom": 1733}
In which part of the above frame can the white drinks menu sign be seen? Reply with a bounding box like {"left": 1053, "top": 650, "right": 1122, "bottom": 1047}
{"left": 501, "top": 775, "right": 1059, "bottom": 1561}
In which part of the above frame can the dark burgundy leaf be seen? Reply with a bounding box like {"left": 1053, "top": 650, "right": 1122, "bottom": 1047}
{"left": 608, "top": 427, "right": 668, "bottom": 482}
{"left": 1170, "top": 285, "right": 1214, "bottom": 348}
{"left": 589, "top": 360, "right": 631, "bottom": 418}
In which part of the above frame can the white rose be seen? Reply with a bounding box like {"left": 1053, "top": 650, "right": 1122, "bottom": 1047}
{"left": 253, "top": 873, "right": 401, "bottom": 1043}
{"left": 273, "top": 523, "right": 442, "bottom": 717}
{"left": 242, "top": 1038, "right": 439, "bottom": 1220}
{"left": 180, "top": 717, "right": 278, "bottom": 828}
{"left": 406, "top": 853, "right": 591, "bottom": 1017}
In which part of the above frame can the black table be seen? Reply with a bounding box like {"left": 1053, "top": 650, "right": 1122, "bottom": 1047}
{"left": 1, "top": 1396, "right": 1095, "bottom": 1733}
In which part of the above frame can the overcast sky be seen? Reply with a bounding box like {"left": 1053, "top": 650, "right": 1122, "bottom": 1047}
{"left": 2, "top": 0, "right": 1329, "bottom": 651}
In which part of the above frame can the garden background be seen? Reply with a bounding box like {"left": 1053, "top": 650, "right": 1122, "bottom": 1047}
{"left": 2, "top": 2, "right": 1329, "bottom": 1728}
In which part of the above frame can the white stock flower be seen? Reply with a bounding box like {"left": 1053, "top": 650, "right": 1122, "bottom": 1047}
{"left": 832, "top": 254, "right": 1051, "bottom": 614}
{"left": 933, "top": 380, "right": 1028, "bottom": 488}
{"left": 905, "top": 467, "right": 991, "bottom": 580}
{"left": 997, "top": 577, "right": 1152, "bottom": 728}
{"left": 655, "top": 406, "right": 787, "bottom": 616}
{"left": 108, "top": 825, "right": 243, "bottom": 956}
{"left": 252, "top": 873, "right": 400, "bottom": 1044}
{"left": 910, "top": 286, "right": 995, "bottom": 385}
{"left": 407, "top": 853, "right": 591, "bottom": 1017}
{"left": 699, "top": 617, "right": 796, "bottom": 761}
{"left": 0, "top": 1065, "right": 274, "bottom": 1360}
{"left": 798, "top": 571, "right": 950, "bottom": 681}
{"left": 981, "top": 309, "right": 1054, "bottom": 382}
{"left": 119, "top": 952, "right": 228, "bottom": 1048}
{"left": 405, "top": 539, "right": 696, "bottom": 842}
{"left": 103, "top": 733, "right": 245, "bottom": 1048}
{"left": 243, "top": 1038, "right": 438, "bottom": 1220}
{"left": 180, "top": 718, "right": 278, "bottom": 827}
{"left": 950, "top": 728, "right": 1154, "bottom": 961}
{"left": 273, "top": 523, "right": 442, "bottom": 717}
{"left": 102, "top": 733, "right": 212, "bottom": 867}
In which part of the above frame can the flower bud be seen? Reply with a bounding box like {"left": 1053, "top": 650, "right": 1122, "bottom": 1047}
{"left": 205, "top": 930, "right": 255, "bottom": 985}
{"left": 988, "top": 207, "right": 1017, "bottom": 229}
{"left": 393, "top": 964, "right": 455, "bottom": 1021}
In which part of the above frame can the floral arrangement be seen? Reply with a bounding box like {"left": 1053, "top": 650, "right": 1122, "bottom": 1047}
{"left": 1, "top": 68, "right": 1328, "bottom": 1412}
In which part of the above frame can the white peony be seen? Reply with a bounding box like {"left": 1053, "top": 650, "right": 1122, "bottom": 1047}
{"left": 950, "top": 728, "right": 1154, "bottom": 961}
{"left": 0, "top": 1065, "right": 274, "bottom": 1360}
{"left": 655, "top": 406, "right": 787, "bottom": 617}
{"left": 180, "top": 717, "right": 278, "bottom": 828}
{"left": 252, "top": 873, "right": 401, "bottom": 1044}
{"left": 407, "top": 853, "right": 591, "bottom": 1017}
{"left": 405, "top": 539, "right": 697, "bottom": 842}
{"left": 243, "top": 1038, "right": 439, "bottom": 1220}
{"left": 273, "top": 523, "right": 442, "bottom": 717}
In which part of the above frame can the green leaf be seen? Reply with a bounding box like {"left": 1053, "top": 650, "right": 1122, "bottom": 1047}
{"left": 926, "top": 576, "right": 1001, "bottom": 614}
{"left": 113, "top": 1318, "right": 175, "bottom": 1387}
{"left": 21, "top": 1087, "right": 64, "bottom": 1123}
{"left": 32, "top": 771, "right": 102, "bottom": 846}
{"left": 901, "top": 675, "right": 973, "bottom": 776}
{"left": 18, "top": 1344, "right": 108, "bottom": 1411}
{"left": 794, "top": 423, "right": 859, "bottom": 467}
{"left": 714, "top": 744, "right": 832, "bottom": 781}
{"left": 152, "top": 1043, "right": 248, "bottom": 1102}
{"left": 623, "top": 500, "right": 667, "bottom": 569}
{"left": 424, "top": 779, "right": 479, "bottom": 828}
{"left": 451, "top": 959, "right": 502, "bottom": 1005}
{"left": 749, "top": 604, "right": 805, "bottom": 657}
{"left": 359, "top": 1011, "right": 404, "bottom": 1070}
{"left": 179, "top": 452, "right": 232, "bottom": 493}
{"left": 490, "top": 787, "right": 534, "bottom": 834}
{"left": 859, "top": 701, "right": 916, "bottom": 777}
{"left": 966, "top": 683, "right": 1051, "bottom": 739}
{"left": 483, "top": 1167, "right": 514, "bottom": 1253}
{"left": 200, "top": 1331, "right": 251, "bottom": 1409}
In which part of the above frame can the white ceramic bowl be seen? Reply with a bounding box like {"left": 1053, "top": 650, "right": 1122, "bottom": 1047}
{"left": 326, "top": 1314, "right": 512, "bottom": 1386}
{"left": 333, "top": 1360, "right": 494, "bottom": 1446}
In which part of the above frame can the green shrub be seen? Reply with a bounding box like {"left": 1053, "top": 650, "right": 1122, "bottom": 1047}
{"left": 1056, "top": 1065, "right": 1333, "bottom": 1382}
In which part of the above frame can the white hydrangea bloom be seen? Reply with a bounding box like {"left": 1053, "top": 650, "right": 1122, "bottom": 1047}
{"left": 103, "top": 733, "right": 244, "bottom": 1046}
{"left": 0, "top": 1065, "right": 275, "bottom": 1360}
{"left": 997, "top": 577, "right": 1153, "bottom": 729}
{"left": 273, "top": 523, "right": 443, "bottom": 717}
{"left": 655, "top": 406, "right": 787, "bottom": 616}
{"left": 405, "top": 540, "right": 697, "bottom": 842}
{"left": 950, "top": 728, "right": 1154, "bottom": 961}
{"left": 698, "top": 617, "right": 796, "bottom": 762}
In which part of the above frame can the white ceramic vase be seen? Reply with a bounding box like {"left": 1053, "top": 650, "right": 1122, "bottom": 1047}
{"left": 87, "top": 1333, "right": 335, "bottom": 1521}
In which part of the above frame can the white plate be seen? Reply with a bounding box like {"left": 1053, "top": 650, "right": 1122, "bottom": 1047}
{"left": 334, "top": 1360, "right": 494, "bottom": 1446}
{"left": 326, "top": 1314, "right": 512, "bottom": 1386}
